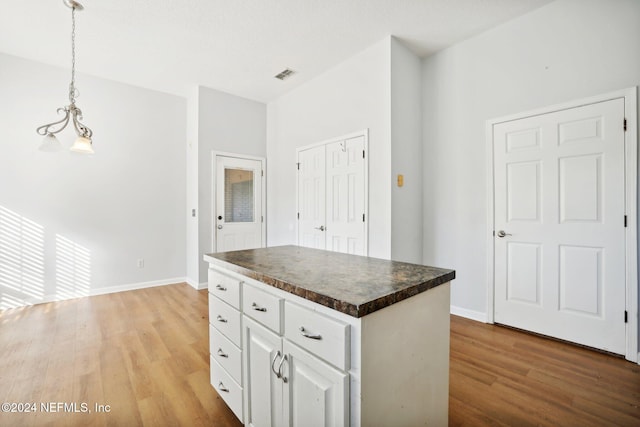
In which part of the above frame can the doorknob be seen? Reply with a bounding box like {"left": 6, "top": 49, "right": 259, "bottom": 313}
{"left": 497, "top": 230, "right": 512, "bottom": 238}
{"left": 314, "top": 225, "right": 325, "bottom": 231}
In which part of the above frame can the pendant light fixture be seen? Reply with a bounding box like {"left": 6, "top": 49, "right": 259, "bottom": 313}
{"left": 36, "top": 0, "right": 94, "bottom": 154}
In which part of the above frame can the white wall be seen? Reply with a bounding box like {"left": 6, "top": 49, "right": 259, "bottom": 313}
{"left": 195, "top": 86, "right": 266, "bottom": 284}
{"left": 422, "top": 0, "right": 640, "bottom": 321}
{"left": 390, "top": 38, "right": 423, "bottom": 264}
{"left": 186, "top": 87, "right": 200, "bottom": 288}
{"left": 267, "top": 38, "right": 392, "bottom": 259}
{"left": 0, "top": 53, "right": 186, "bottom": 309}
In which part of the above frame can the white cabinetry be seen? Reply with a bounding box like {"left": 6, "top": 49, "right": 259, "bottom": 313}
{"left": 242, "top": 283, "right": 349, "bottom": 427}
{"left": 207, "top": 261, "right": 451, "bottom": 427}
{"left": 208, "top": 268, "right": 244, "bottom": 422}
{"left": 282, "top": 339, "right": 348, "bottom": 427}
{"left": 243, "top": 317, "right": 282, "bottom": 427}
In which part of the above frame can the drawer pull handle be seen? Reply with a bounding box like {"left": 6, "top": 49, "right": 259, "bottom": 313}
{"left": 218, "top": 382, "right": 229, "bottom": 393}
{"left": 216, "top": 315, "right": 228, "bottom": 323}
{"left": 215, "top": 284, "right": 227, "bottom": 291}
{"left": 277, "top": 354, "right": 288, "bottom": 383}
{"left": 217, "top": 348, "right": 228, "bottom": 358}
{"left": 252, "top": 302, "right": 267, "bottom": 312}
{"left": 271, "top": 350, "right": 282, "bottom": 378}
{"left": 299, "top": 326, "right": 322, "bottom": 340}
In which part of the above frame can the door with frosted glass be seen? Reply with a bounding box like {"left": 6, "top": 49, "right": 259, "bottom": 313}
{"left": 216, "top": 156, "right": 264, "bottom": 252}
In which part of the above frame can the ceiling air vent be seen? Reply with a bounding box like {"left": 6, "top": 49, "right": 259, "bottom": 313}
{"left": 275, "top": 68, "right": 295, "bottom": 80}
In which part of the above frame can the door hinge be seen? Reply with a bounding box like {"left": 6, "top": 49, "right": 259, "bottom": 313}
{"left": 362, "top": 213, "right": 365, "bottom": 222}
{"left": 624, "top": 118, "right": 627, "bottom": 132}
{"left": 261, "top": 170, "right": 264, "bottom": 177}
{"left": 297, "top": 212, "right": 299, "bottom": 220}
{"left": 625, "top": 310, "right": 628, "bottom": 323}
{"left": 261, "top": 216, "right": 264, "bottom": 223}
{"left": 362, "top": 150, "right": 365, "bottom": 159}
{"left": 296, "top": 162, "right": 300, "bottom": 170}
{"left": 624, "top": 215, "right": 628, "bottom": 227}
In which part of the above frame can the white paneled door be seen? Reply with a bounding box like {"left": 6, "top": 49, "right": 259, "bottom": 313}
{"left": 493, "top": 98, "right": 627, "bottom": 355}
{"left": 297, "top": 134, "right": 367, "bottom": 256}
{"left": 298, "top": 145, "right": 326, "bottom": 250}
{"left": 216, "top": 155, "right": 264, "bottom": 252}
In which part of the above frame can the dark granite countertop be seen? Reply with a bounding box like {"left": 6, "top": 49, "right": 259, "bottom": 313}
{"left": 203, "top": 245, "right": 455, "bottom": 318}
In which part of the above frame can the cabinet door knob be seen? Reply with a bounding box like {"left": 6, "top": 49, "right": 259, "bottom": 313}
{"left": 299, "top": 326, "right": 322, "bottom": 340}
{"left": 218, "top": 382, "right": 229, "bottom": 393}
{"left": 216, "top": 315, "right": 228, "bottom": 323}
{"left": 217, "top": 348, "right": 228, "bottom": 358}
{"left": 215, "top": 284, "right": 227, "bottom": 291}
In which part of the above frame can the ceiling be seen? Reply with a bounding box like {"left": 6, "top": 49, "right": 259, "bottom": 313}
{"left": 0, "top": 0, "right": 554, "bottom": 103}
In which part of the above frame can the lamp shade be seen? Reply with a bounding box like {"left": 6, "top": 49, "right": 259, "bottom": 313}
{"left": 38, "top": 133, "right": 63, "bottom": 152}
{"left": 70, "top": 136, "right": 94, "bottom": 154}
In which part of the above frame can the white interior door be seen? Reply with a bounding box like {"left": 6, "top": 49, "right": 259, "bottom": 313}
{"left": 493, "top": 98, "right": 627, "bottom": 355}
{"left": 325, "top": 137, "right": 367, "bottom": 255}
{"left": 298, "top": 145, "right": 326, "bottom": 250}
{"left": 297, "top": 133, "right": 367, "bottom": 256}
{"left": 216, "top": 155, "right": 264, "bottom": 252}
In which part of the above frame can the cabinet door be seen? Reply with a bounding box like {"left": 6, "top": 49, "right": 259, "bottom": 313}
{"left": 282, "top": 341, "right": 349, "bottom": 427}
{"left": 243, "top": 316, "right": 283, "bottom": 427}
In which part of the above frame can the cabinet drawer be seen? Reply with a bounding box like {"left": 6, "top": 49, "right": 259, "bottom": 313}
{"left": 209, "top": 296, "right": 241, "bottom": 347}
{"left": 208, "top": 269, "right": 242, "bottom": 309}
{"left": 284, "top": 302, "right": 350, "bottom": 371}
{"left": 210, "top": 356, "right": 243, "bottom": 423}
{"left": 242, "top": 282, "right": 282, "bottom": 334}
{"left": 209, "top": 325, "right": 242, "bottom": 384}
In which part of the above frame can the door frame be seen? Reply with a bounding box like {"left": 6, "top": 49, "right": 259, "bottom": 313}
{"left": 295, "top": 129, "right": 369, "bottom": 255}
{"left": 211, "top": 151, "right": 267, "bottom": 252}
{"left": 485, "top": 87, "right": 638, "bottom": 363}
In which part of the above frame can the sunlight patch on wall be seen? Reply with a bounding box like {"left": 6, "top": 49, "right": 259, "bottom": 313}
{"left": 0, "top": 206, "right": 45, "bottom": 310}
{"left": 55, "top": 235, "right": 91, "bottom": 300}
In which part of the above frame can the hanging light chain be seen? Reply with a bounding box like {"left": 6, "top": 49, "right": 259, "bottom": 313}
{"left": 36, "top": 0, "right": 93, "bottom": 149}
{"left": 69, "top": 5, "right": 77, "bottom": 105}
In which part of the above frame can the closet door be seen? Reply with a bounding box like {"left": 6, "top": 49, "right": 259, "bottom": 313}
{"left": 325, "top": 136, "right": 366, "bottom": 255}
{"left": 297, "top": 145, "right": 326, "bottom": 250}
{"left": 297, "top": 134, "right": 367, "bottom": 256}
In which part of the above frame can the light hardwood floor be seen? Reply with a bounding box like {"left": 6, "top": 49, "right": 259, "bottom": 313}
{"left": 0, "top": 283, "right": 638, "bottom": 426}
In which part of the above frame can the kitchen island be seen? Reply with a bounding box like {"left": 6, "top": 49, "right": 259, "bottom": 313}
{"left": 204, "top": 245, "right": 455, "bottom": 427}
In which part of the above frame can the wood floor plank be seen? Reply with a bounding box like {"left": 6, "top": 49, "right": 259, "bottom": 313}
{"left": 1, "top": 284, "right": 639, "bottom": 426}
{"left": 450, "top": 315, "right": 640, "bottom": 427}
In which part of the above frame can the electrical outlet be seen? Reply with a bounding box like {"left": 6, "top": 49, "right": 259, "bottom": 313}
{"left": 137, "top": 259, "right": 144, "bottom": 268}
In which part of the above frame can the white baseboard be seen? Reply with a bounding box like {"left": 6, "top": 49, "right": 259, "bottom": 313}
{"left": 185, "top": 278, "right": 198, "bottom": 289}
{"left": 0, "top": 277, "right": 188, "bottom": 310}
{"left": 185, "top": 278, "right": 208, "bottom": 290}
{"left": 450, "top": 305, "right": 487, "bottom": 323}
{"left": 88, "top": 277, "right": 187, "bottom": 297}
